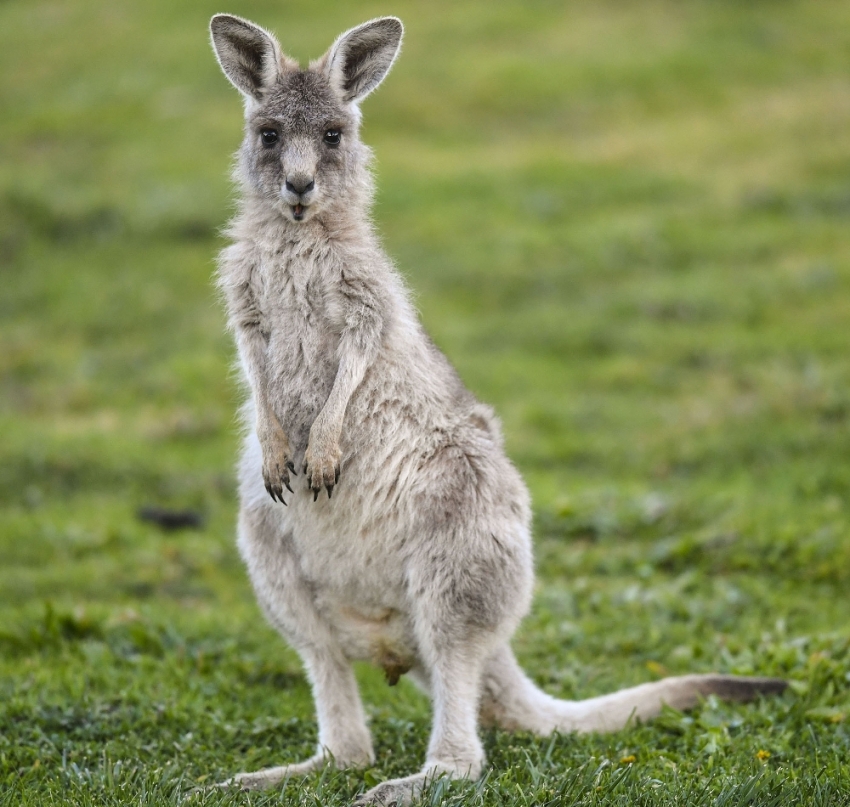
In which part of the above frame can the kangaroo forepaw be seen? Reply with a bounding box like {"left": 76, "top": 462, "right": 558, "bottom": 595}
{"left": 263, "top": 462, "right": 295, "bottom": 504}
{"left": 259, "top": 426, "right": 295, "bottom": 505}
{"left": 303, "top": 441, "right": 341, "bottom": 501}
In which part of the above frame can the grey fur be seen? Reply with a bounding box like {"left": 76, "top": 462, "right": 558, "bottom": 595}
{"left": 208, "top": 15, "right": 786, "bottom": 805}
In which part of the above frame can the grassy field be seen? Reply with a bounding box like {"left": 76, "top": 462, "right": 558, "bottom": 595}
{"left": 1, "top": 0, "right": 849, "bottom": 804}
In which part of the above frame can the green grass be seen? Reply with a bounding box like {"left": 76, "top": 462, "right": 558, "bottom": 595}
{"left": 2, "top": 0, "right": 849, "bottom": 804}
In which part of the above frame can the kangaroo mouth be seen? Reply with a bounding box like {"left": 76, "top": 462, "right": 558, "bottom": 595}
{"left": 291, "top": 204, "right": 306, "bottom": 221}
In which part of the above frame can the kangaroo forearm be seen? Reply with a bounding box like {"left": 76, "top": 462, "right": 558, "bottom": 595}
{"left": 303, "top": 321, "right": 381, "bottom": 494}
{"left": 222, "top": 265, "right": 278, "bottom": 434}
{"left": 313, "top": 347, "right": 371, "bottom": 443}
{"left": 236, "top": 321, "right": 295, "bottom": 502}
{"left": 314, "top": 306, "right": 383, "bottom": 437}
{"left": 234, "top": 326, "right": 278, "bottom": 432}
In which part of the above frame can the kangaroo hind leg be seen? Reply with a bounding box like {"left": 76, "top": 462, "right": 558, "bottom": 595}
{"left": 219, "top": 504, "right": 375, "bottom": 790}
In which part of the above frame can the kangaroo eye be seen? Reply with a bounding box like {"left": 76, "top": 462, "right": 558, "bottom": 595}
{"left": 323, "top": 130, "right": 341, "bottom": 147}
{"left": 260, "top": 129, "right": 279, "bottom": 147}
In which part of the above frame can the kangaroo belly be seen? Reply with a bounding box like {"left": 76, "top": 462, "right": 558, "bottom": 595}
{"left": 291, "top": 510, "right": 421, "bottom": 676}
{"left": 319, "top": 603, "right": 418, "bottom": 682}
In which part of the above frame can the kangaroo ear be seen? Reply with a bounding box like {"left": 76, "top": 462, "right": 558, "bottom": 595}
{"left": 210, "top": 14, "right": 293, "bottom": 102}
{"left": 321, "top": 17, "right": 403, "bottom": 104}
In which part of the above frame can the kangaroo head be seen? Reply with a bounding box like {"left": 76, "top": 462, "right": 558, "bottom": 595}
{"left": 210, "top": 15, "right": 403, "bottom": 224}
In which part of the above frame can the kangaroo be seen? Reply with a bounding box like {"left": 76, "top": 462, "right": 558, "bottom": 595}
{"left": 208, "top": 14, "right": 786, "bottom": 805}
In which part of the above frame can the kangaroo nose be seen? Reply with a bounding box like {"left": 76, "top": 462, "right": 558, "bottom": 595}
{"left": 285, "top": 176, "right": 315, "bottom": 195}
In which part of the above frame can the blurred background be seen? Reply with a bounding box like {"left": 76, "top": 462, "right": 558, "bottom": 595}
{"left": 1, "top": 0, "right": 849, "bottom": 801}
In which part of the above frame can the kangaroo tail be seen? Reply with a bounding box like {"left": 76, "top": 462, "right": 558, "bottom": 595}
{"left": 479, "top": 644, "right": 786, "bottom": 735}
